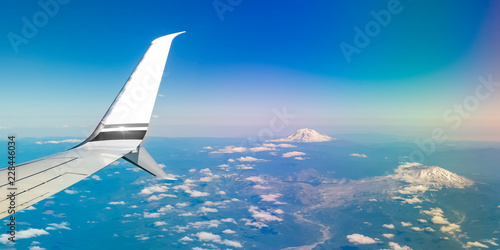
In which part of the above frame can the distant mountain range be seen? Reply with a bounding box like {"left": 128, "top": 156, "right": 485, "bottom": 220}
{"left": 271, "top": 128, "right": 335, "bottom": 142}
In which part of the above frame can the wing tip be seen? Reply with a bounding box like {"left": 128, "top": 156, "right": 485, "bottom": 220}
{"left": 152, "top": 31, "right": 186, "bottom": 44}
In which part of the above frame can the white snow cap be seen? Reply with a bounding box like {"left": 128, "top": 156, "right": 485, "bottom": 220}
{"left": 271, "top": 128, "right": 335, "bottom": 142}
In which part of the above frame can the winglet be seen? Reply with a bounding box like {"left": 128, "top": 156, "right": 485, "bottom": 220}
{"left": 81, "top": 32, "right": 185, "bottom": 144}
{"left": 123, "top": 146, "right": 176, "bottom": 180}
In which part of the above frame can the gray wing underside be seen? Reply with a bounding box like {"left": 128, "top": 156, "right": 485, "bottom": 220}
{"left": 0, "top": 145, "right": 129, "bottom": 219}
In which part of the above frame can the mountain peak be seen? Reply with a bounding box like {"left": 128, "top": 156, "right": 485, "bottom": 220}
{"left": 271, "top": 128, "right": 335, "bottom": 143}
{"left": 393, "top": 163, "right": 474, "bottom": 189}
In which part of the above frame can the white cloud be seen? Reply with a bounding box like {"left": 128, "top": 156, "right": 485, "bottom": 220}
{"left": 383, "top": 233, "right": 395, "bottom": 239}
{"left": 483, "top": 239, "right": 498, "bottom": 246}
{"left": 195, "top": 232, "right": 222, "bottom": 242}
{"left": 250, "top": 146, "right": 276, "bottom": 152}
{"left": 402, "top": 197, "right": 423, "bottom": 204}
{"left": 241, "top": 219, "right": 269, "bottom": 229}
{"left": 0, "top": 228, "right": 49, "bottom": 244}
{"left": 398, "top": 185, "right": 428, "bottom": 194}
{"left": 237, "top": 164, "right": 254, "bottom": 170}
{"left": 188, "top": 220, "right": 221, "bottom": 229}
{"left": 64, "top": 190, "right": 78, "bottom": 194}
{"left": 199, "top": 168, "right": 212, "bottom": 174}
{"left": 294, "top": 157, "right": 306, "bottom": 160}
{"left": 346, "top": 234, "right": 379, "bottom": 244}
{"left": 237, "top": 156, "right": 266, "bottom": 162}
{"left": 273, "top": 209, "right": 284, "bottom": 215}
{"left": 421, "top": 207, "right": 444, "bottom": 217}
{"left": 199, "top": 176, "right": 214, "bottom": 182}
{"left": 401, "top": 222, "right": 412, "bottom": 227}
{"left": 178, "top": 212, "right": 195, "bottom": 217}
{"left": 189, "top": 168, "right": 196, "bottom": 172}
{"left": 154, "top": 221, "right": 167, "bottom": 227}
{"left": 421, "top": 208, "right": 452, "bottom": 226}
{"left": 277, "top": 143, "right": 297, "bottom": 148}
{"left": 158, "top": 205, "right": 174, "bottom": 213}
{"left": 187, "top": 190, "right": 210, "bottom": 197}
{"left": 198, "top": 207, "right": 218, "bottom": 214}
{"left": 383, "top": 224, "right": 395, "bottom": 229}
{"left": 173, "top": 184, "right": 192, "bottom": 192}
{"left": 140, "top": 185, "right": 169, "bottom": 195}
{"left": 222, "top": 239, "right": 243, "bottom": 248}
{"left": 465, "top": 241, "right": 489, "bottom": 248}
{"left": 221, "top": 218, "right": 237, "bottom": 224}
{"left": 411, "top": 227, "right": 424, "bottom": 231}
{"left": 188, "top": 220, "right": 221, "bottom": 230}
{"left": 253, "top": 185, "right": 271, "bottom": 190}
{"left": 29, "top": 247, "right": 45, "bottom": 250}
{"left": 147, "top": 194, "right": 176, "bottom": 202}
{"left": 431, "top": 216, "right": 449, "bottom": 225}
{"left": 386, "top": 242, "right": 413, "bottom": 250}
{"left": 176, "top": 202, "right": 190, "bottom": 208}
{"left": 417, "top": 219, "right": 428, "bottom": 223}
{"left": 91, "top": 175, "right": 102, "bottom": 181}
{"left": 144, "top": 212, "right": 161, "bottom": 218}
{"left": 174, "top": 179, "right": 211, "bottom": 197}
{"left": 211, "top": 146, "right": 247, "bottom": 154}
{"left": 248, "top": 206, "right": 282, "bottom": 222}
{"left": 223, "top": 229, "right": 236, "bottom": 234}
{"left": 203, "top": 201, "right": 225, "bottom": 206}
{"left": 194, "top": 231, "right": 243, "bottom": 248}
{"left": 108, "top": 201, "right": 125, "bottom": 205}
{"left": 245, "top": 176, "right": 264, "bottom": 183}
{"left": 179, "top": 236, "right": 194, "bottom": 242}
{"left": 228, "top": 159, "right": 235, "bottom": 162}
{"left": 350, "top": 153, "right": 367, "bottom": 158}
{"left": 136, "top": 235, "right": 149, "bottom": 241}
{"left": 260, "top": 194, "right": 282, "bottom": 202}
{"left": 282, "top": 151, "right": 306, "bottom": 158}
{"left": 217, "top": 164, "right": 229, "bottom": 169}
{"left": 203, "top": 146, "right": 213, "bottom": 150}
{"left": 440, "top": 223, "right": 461, "bottom": 234}
{"left": 46, "top": 222, "right": 70, "bottom": 230}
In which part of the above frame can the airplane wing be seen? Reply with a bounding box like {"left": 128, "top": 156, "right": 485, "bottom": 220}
{"left": 0, "top": 32, "right": 184, "bottom": 219}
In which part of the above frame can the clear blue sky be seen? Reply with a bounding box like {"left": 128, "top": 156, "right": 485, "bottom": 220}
{"left": 0, "top": 0, "right": 498, "bottom": 141}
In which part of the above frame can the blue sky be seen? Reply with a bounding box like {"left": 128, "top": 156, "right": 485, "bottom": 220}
{"left": 0, "top": 1, "right": 499, "bottom": 140}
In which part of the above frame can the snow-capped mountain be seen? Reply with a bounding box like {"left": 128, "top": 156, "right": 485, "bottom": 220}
{"left": 271, "top": 128, "right": 335, "bottom": 142}
{"left": 393, "top": 162, "right": 474, "bottom": 189}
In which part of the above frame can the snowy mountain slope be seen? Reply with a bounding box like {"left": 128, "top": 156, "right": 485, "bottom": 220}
{"left": 271, "top": 128, "right": 335, "bottom": 142}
